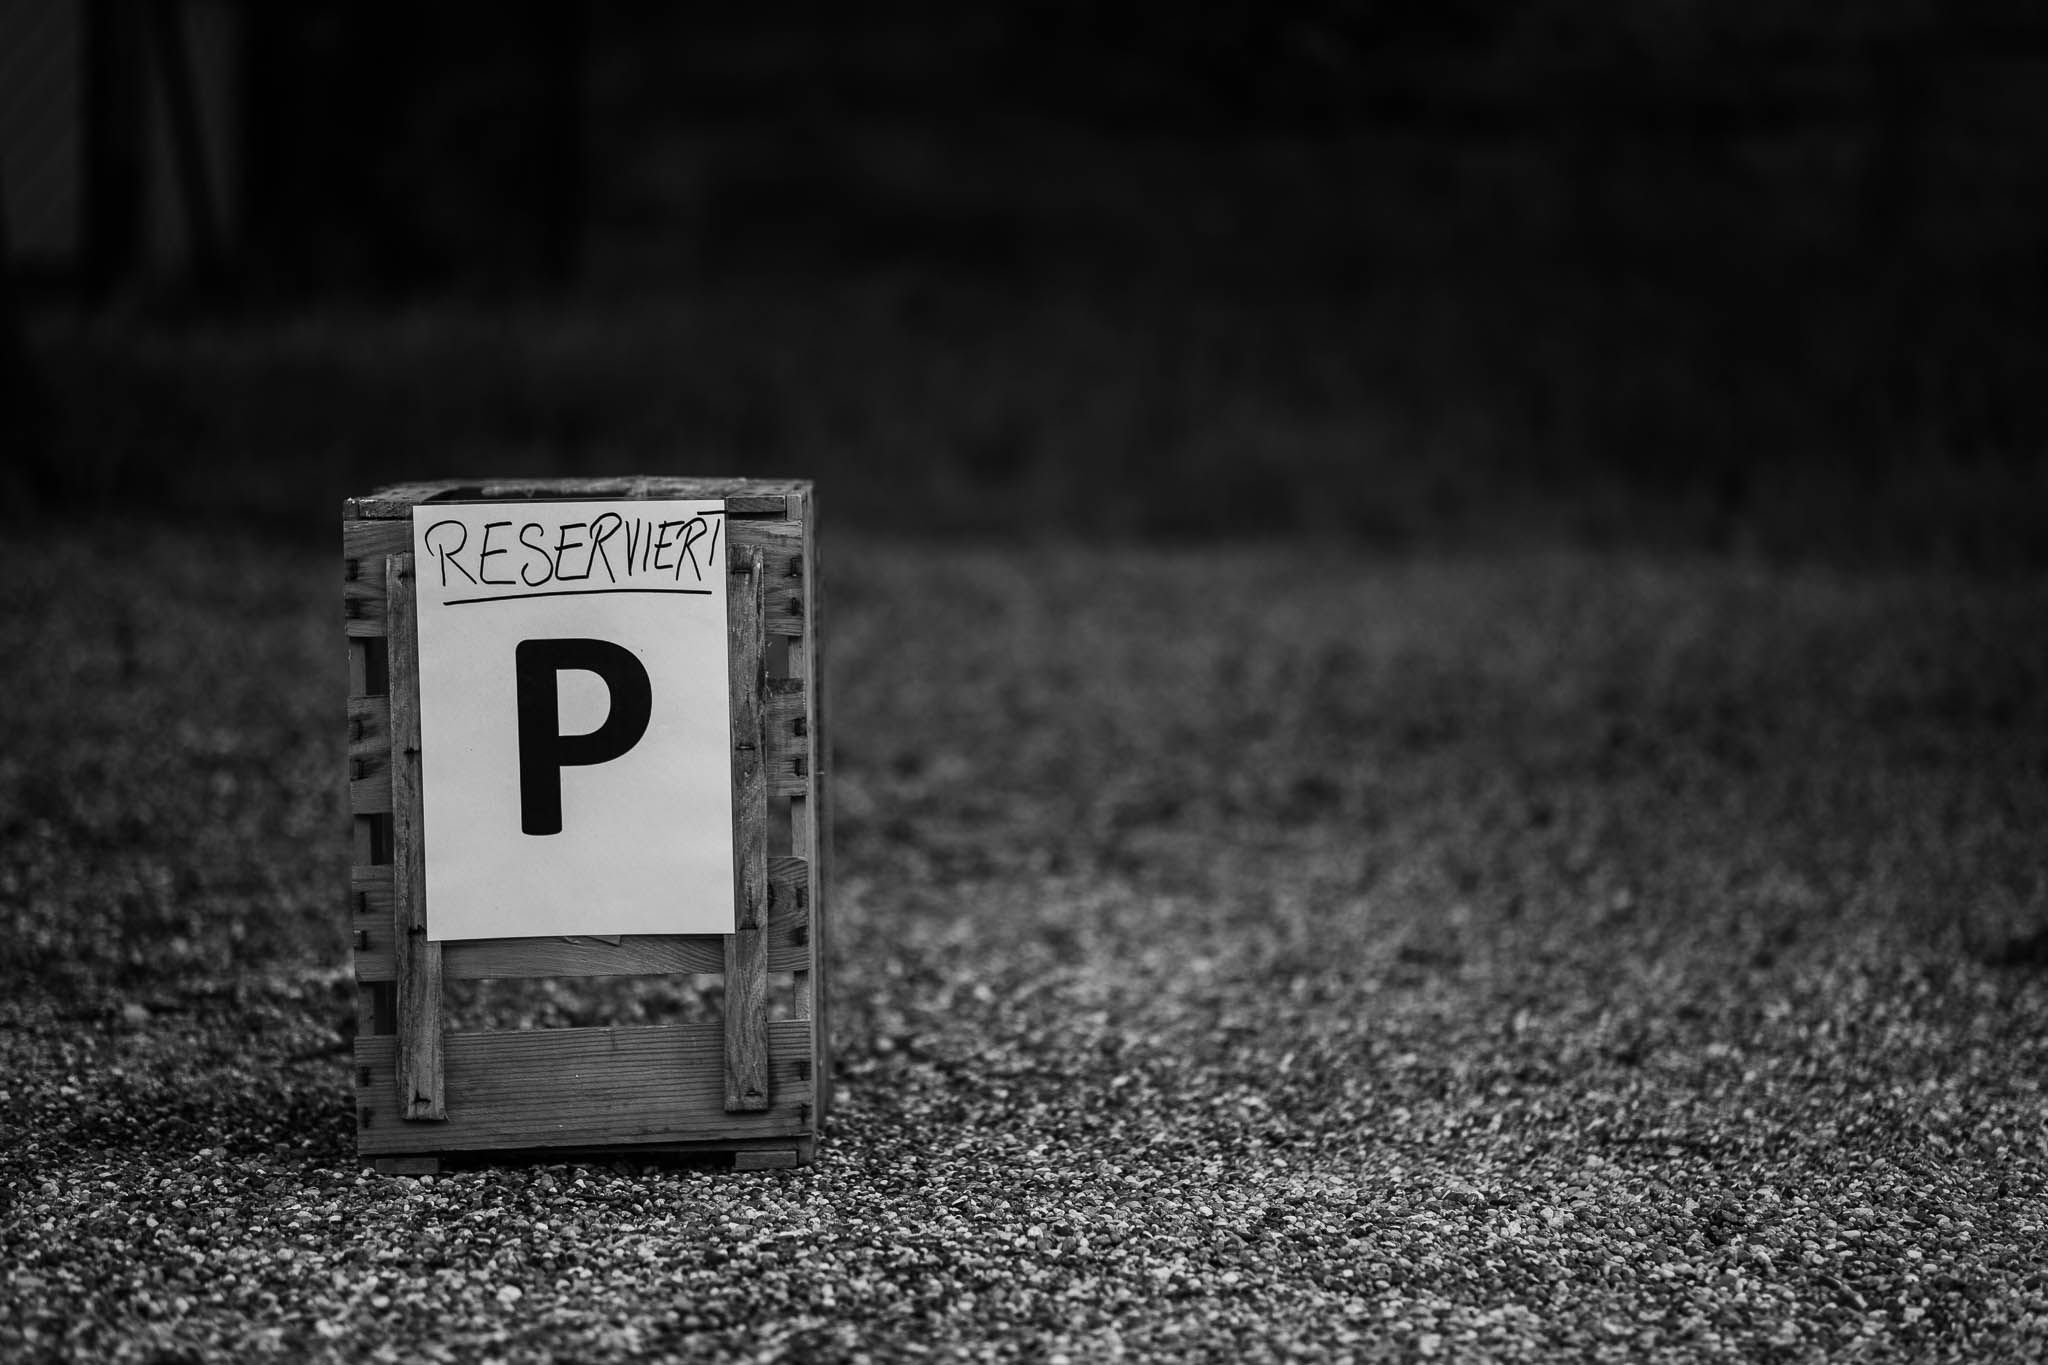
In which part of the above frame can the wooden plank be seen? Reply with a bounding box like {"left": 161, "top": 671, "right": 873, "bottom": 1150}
{"left": 475, "top": 477, "right": 804, "bottom": 504}
{"left": 722, "top": 497, "right": 795, "bottom": 516}
{"left": 365, "top": 1136, "right": 813, "bottom": 1167}
{"left": 763, "top": 683, "right": 808, "bottom": 798}
{"left": 348, "top": 482, "right": 469, "bottom": 519}
{"left": 344, "top": 519, "right": 410, "bottom": 636}
{"left": 387, "top": 554, "right": 446, "bottom": 1122}
{"left": 345, "top": 517, "right": 413, "bottom": 564}
{"left": 349, "top": 617, "right": 394, "bottom": 1042}
{"left": 725, "top": 517, "right": 801, "bottom": 553}
{"left": 357, "top": 479, "right": 811, "bottom": 517}
{"left": 795, "top": 483, "right": 831, "bottom": 1122}
{"left": 351, "top": 856, "right": 811, "bottom": 980}
{"left": 469, "top": 480, "right": 800, "bottom": 509}
{"left": 784, "top": 504, "right": 818, "bottom": 1111}
{"left": 726, "top": 926, "right": 769, "bottom": 1112}
{"left": 725, "top": 547, "right": 770, "bottom": 1112}
{"left": 729, "top": 519, "right": 806, "bottom": 638}
{"left": 355, "top": 479, "right": 806, "bottom": 513}
{"left": 354, "top": 1021, "right": 812, "bottom": 1154}
{"left": 789, "top": 699, "right": 816, "bottom": 1108}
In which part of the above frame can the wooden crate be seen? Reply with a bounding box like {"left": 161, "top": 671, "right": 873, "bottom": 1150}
{"left": 343, "top": 477, "right": 829, "bottom": 1171}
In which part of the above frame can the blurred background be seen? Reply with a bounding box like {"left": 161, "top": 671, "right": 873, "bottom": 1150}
{"left": 3, "top": 0, "right": 2045, "bottom": 565}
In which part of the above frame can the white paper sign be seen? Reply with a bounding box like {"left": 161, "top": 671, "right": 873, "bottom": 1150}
{"left": 411, "top": 500, "right": 735, "bottom": 940}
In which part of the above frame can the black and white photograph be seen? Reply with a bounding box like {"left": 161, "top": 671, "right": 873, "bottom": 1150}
{"left": 2, "top": 2, "right": 2045, "bottom": 1360}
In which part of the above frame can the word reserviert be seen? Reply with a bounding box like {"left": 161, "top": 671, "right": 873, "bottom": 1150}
{"left": 420, "top": 508, "right": 723, "bottom": 600}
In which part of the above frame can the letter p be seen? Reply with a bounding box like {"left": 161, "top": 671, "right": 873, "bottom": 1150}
{"left": 515, "top": 638, "right": 653, "bottom": 836}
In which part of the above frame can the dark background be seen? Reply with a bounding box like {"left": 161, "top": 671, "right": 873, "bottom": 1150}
{"left": 6, "top": 0, "right": 2046, "bottom": 565}
{"left": 6, "top": 14, "right": 2048, "bottom": 1354}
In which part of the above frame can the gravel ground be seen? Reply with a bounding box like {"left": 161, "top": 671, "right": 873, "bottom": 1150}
{"left": 3, "top": 526, "right": 2046, "bottom": 1362}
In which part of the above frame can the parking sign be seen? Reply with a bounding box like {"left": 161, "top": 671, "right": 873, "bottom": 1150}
{"left": 409, "top": 499, "right": 736, "bottom": 940}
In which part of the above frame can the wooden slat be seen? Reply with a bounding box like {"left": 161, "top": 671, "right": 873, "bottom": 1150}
{"left": 725, "top": 547, "right": 770, "bottom": 1112}
{"left": 353, "top": 484, "right": 799, "bottom": 518}
{"left": 469, "top": 480, "right": 798, "bottom": 512}
{"left": 387, "top": 554, "right": 446, "bottom": 1122}
{"left": 350, "top": 500, "right": 426, "bottom": 522}
{"left": 726, "top": 926, "right": 768, "bottom": 1111}
{"left": 343, "top": 519, "right": 409, "bottom": 636}
{"left": 728, "top": 519, "right": 805, "bottom": 638}
{"left": 783, "top": 489, "right": 817, "bottom": 1100}
{"left": 789, "top": 623, "right": 817, "bottom": 1099}
{"left": 726, "top": 921, "right": 769, "bottom": 1112}
{"left": 723, "top": 517, "right": 800, "bottom": 553}
{"left": 347, "top": 483, "right": 466, "bottom": 520}
{"left": 352, "top": 477, "right": 809, "bottom": 514}
{"left": 722, "top": 496, "right": 793, "bottom": 516}
{"left": 350, "top": 857, "right": 812, "bottom": 979}
{"left": 763, "top": 683, "right": 808, "bottom": 798}
{"left": 354, "top": 1021, "right": 812, "bottom": 1155}
{"left": 796, "top": 484, "right": 831, "bottom": 1122}
{"left": 349, "top": 626, "right": 389, "bottom": 1037}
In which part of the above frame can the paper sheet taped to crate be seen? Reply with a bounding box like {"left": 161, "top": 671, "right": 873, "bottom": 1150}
{"left": 411, "top": 499, "right": 735, "bottom": 940}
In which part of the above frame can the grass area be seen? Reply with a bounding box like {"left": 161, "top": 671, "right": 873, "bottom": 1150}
{"left": 14, "top": 76, "right": 2048, "bottom": 569}
{"left": 3, "top": 522, "right": 2045, "bottom": 1359}
{"left": 22, "top": 252, "right": 2046, "bottom": 573}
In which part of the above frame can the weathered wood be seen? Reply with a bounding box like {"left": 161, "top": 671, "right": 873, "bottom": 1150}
{"left": 465, "top": 481, "right": 797, "bottom": 513}
{"left": 354, "top": 1021, "right": 812, "bottom": 1154}
{"left": 343, "top": 519, "right": 409, "bottom": 636}
{"left": 795, "top": 484, "right": 831, "bottom": 1122}
{"left": 730, "top": 519, "right": 805, "bottom": 637}
{"left": 350, "top": 478, "right": 811, "bottom": 519}
{"left": 725, "top": 927, "right": 769, "bottom": 1111}
{"left": 789, "top": 698, "right": 816, "bottom": 1068}
{"left": 349, "top": 628, "right": 392, "bottom": 1036}
{"left": 726, "top": 517, "right": 801, "bottom": 553}
{"left": 362, "top": 1136, "right": 812, "bottom": 1168}
{"left": 346, "top": 482, "right": 469, "bottom": 519}
{"left": 787, "top": 639, "right": 820, "bottom": 1103}
{"left": 351, "top": 857, "right": 812, "bottom": 980}
{"left": 725, "top": 547, "right": 770, "bottom": 1112}
{"left": 387, "top": 554, "right": 446, "bottom": 1122}
{"left": 763, "top": 684, "right": 809, "bottom": 798}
